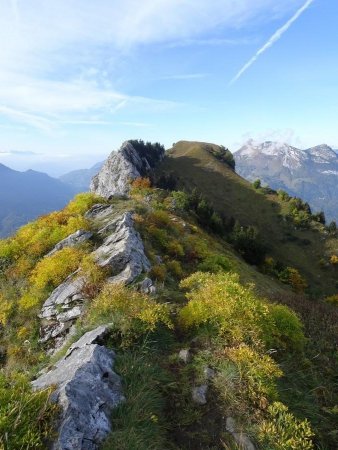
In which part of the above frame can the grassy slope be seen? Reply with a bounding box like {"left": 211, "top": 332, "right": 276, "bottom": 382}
{"left": 157, "top": 140, "right": 337, "bottom": 296}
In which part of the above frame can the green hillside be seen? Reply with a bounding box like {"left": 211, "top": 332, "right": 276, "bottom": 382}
{"left": 0, "top": 142, "right": 337, "bottom": 449}
{"left": 157, "top": 141, "right": 337, "bottom": 297}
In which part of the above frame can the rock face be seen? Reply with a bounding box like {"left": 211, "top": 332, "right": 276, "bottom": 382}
{"left": 32, "top": 326, "right": 124, "bottom": 450}
{"left": 47, "top": 229, "right": 93, "bottom": 257}
{"left": 90, "top": 140, "right": 164, "bottom": 198}
{"left": 93, "top": 211, "right": 151, "bottom": 284}
{"left": 38, "top": 209, "right": 150, "bottom": 346}
{"left": 234, "top": 140, "right": 338, "bottom": 221}
{"left": 38, "top": 275, "right": 86, "bottom": 347}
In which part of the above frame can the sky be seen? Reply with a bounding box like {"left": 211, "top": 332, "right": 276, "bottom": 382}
{"left": 0, "top": 0, "right": 337, "bottom": 176}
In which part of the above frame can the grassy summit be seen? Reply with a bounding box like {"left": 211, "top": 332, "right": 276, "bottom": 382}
{"left": 157, "top": 140, "right": 337, "bottom": 296}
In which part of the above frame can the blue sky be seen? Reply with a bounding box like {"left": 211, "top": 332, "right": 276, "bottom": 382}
{"left": 0, "top": 0, "right": 337, "bottom": 175}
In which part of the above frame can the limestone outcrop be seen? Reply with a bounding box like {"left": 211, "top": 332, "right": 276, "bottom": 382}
{"left": 90, "top": 140, "right": 164, "bottom": 198}
{"left": 38, "top": 209, "right": 150, "bottom": 345}
{"left": 32, "top": 326, "right": 124, "bottom": 450}
{"left": 46, "top": 229, "right": 93, "bottom": 257}
{"left": 38, "top": 274, "right": 86, "bottom": 347}
{"left": 93, "top": 211, "right": 151, "bottom": 284}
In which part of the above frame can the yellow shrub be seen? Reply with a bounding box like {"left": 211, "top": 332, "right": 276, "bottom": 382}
{"left": 179, "top": 272, "right": 270, "bottom": 348}
{"left": 179, "top": 272, "right": 305, "bottom": 352}
{"left": 148, "top": 209, "right": 171, "bottom": 227}
{"left": 0, "top": 294, "right": 13, "bottom": 325}
{"left": 18, "top": 289, "right": 42, "bottom": 311}
{"left": 257, "top": 402, "right": 314, "bottom": 449}
{"left": 287, "top": 268, "right": 308, "bottom": 293}
{"left": 149, "top": 265, "right": 167, "bottom": 282}
{"left": 30, "top": 247, "right": 84, "bottom": 291}
{"left": 227, "top": 345, "right": 282, "bottom": 404}
{"left": 325, "top": 294, "right": 338, "bottom": 306}
{"left": 85, "top": 283, "right": 172, "bottom": 339}
{"left": 79, "top": 255, "right": 109, "bottom": 298}
{"left": 64, "top": 192, "right": 106, "bottom": 215}
{"left": 0, "top": 193, "right": 101, "bottom": 278}
{"left": 330, "top": 255, "right": 338, "bottom": 265}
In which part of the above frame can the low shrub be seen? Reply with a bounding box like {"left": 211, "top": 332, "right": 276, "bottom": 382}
{"left": 256, "top": 402, "right": 314, "bottom": 449}
{"left": 30, "top": 247, "right": 84, "bottom": 291}
{"left": 179, "top": 272, "right": 305, "bottom": 352}
{"left": 166, "top": 260, "right": 184, "bottom": 279}
{"left": 198, "top": 254, "right": 232, "bottom": 273}
{"left": 149, "top": 265, "right": 167, "bottom": 282}
{"left": 325, "top": 294, "right": 338, "bottom": 306}
{"left": 84, "top": 284, "right": 172, "bottom": 345}
{"left": 130, "top": 177, "right": 152, "bottom": 197}
{"left": 279, "top": 267, "right": 308, "bottom": 293}
{"left": 0, "top": 193, "right": 102, "bottom": 279}
{"left": 268, "top": 304, "right": 306, "bottom": 351}
{"left": 227, "top": 345, "right": 282, "bottom": 406}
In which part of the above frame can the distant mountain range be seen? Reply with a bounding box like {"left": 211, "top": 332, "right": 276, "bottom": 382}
{"left": 59, "top": 161, "right": 103, "bottom": 193}
{"left": 0, "top": 163, "right": 75, "bottom": 237}
{"left": 234, "top": 141, "right": 338, "bottom": 222}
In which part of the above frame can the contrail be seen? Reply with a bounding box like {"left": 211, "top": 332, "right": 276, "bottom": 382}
{"left": 229, "top": 0, "right": 315, "bottom": 85}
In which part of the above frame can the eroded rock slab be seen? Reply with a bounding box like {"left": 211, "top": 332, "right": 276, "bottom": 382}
{"left": 32, "top": 326, "right": 124, "bottom": 450}
{"left": 46, "top": 230, "right": 93, "bottom": 257}
{"left": 38, "top": 210, "right": 150, "bottom": 346}
{"left": 93, "top": 211, "right": 150, "bottom": 284}
{"left": 38, "top": 274, "right": 86, "bottom": 346}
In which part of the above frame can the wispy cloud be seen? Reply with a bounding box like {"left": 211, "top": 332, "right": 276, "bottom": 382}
{"left": 165, "top": 37, "right": 254, "bottom": 48}
{"left": 0, "top": 149, "right": 40, "bottom": 156}
{"left": 0, "top": 0, "right": 307, "bottom": 130}
{"left": 159, "top": 73, "right": 208, "bottom": 80}
{"left": 229, "top": 0, "right": 315, "bottom": 85}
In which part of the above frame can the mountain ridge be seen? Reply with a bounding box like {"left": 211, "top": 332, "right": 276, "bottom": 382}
{"left": 0, "top": 139, "right": 337, "bottom": 449}
{"left": 234, "top": 140, "right": 338, "bottom": 221}
{"left": 0, "top": 162, "right": 76, "bottom": 237}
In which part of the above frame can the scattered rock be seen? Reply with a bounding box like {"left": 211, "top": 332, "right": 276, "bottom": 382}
{"left": 90, "top": 141, "right": 164, "bottom": 198}
{"left": 226, "top": 417, "right": 256, "bottom": 450}
{"left": 32, "top": 326, "right": 124, "bottom": 450}
{"left": 84, "top": 203, "right": 112, "bottom": 220}
{"left": 192, "top": 384, "right": 208, "bottom": 405}
{"left": 93, "top": 212, "right": 150, "bottom": 284}
{"left": 139, "top": 277, "right": 156, "bottom": 295}
{"left": 46, "top": 230, "right": 93, "bottom": 257}
{"left": 203, "top": 367, "right": 215, "bottom": 380}
{"left": 178, "top": 348, "right": 191, "bottom": 364}
{"left": 154, "top": 255, "right": 163, "bottom": 264}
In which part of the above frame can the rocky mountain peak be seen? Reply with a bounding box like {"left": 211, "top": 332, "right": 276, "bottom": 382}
{"left": 234, "top": 140, "right": 338, "bottom": 221}
{"left": 90, "top": 140, "right": 165, "bottom": 199}
{"left": 306, "top": 144, "right": 337, "bottom": 163}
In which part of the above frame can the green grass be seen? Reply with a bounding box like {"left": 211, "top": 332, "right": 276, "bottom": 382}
{"left": 102, "top": 348, "right": 171, "bottom": 450}
{"left": 157, "top": 141, "right": 337, "bottom": 296}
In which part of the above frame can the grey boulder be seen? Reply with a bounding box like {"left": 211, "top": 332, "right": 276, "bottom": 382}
{"left": 32, "top": 326, "right": 124, "bottom": 450}
{"left": 38, "top": 275, "right": 86, "bottom": 345}
{"left": 93, "top": 211, "right": 150, "bottom": 284}
{"left": 46, "top": 230, "right": 93, "bottom": 257}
